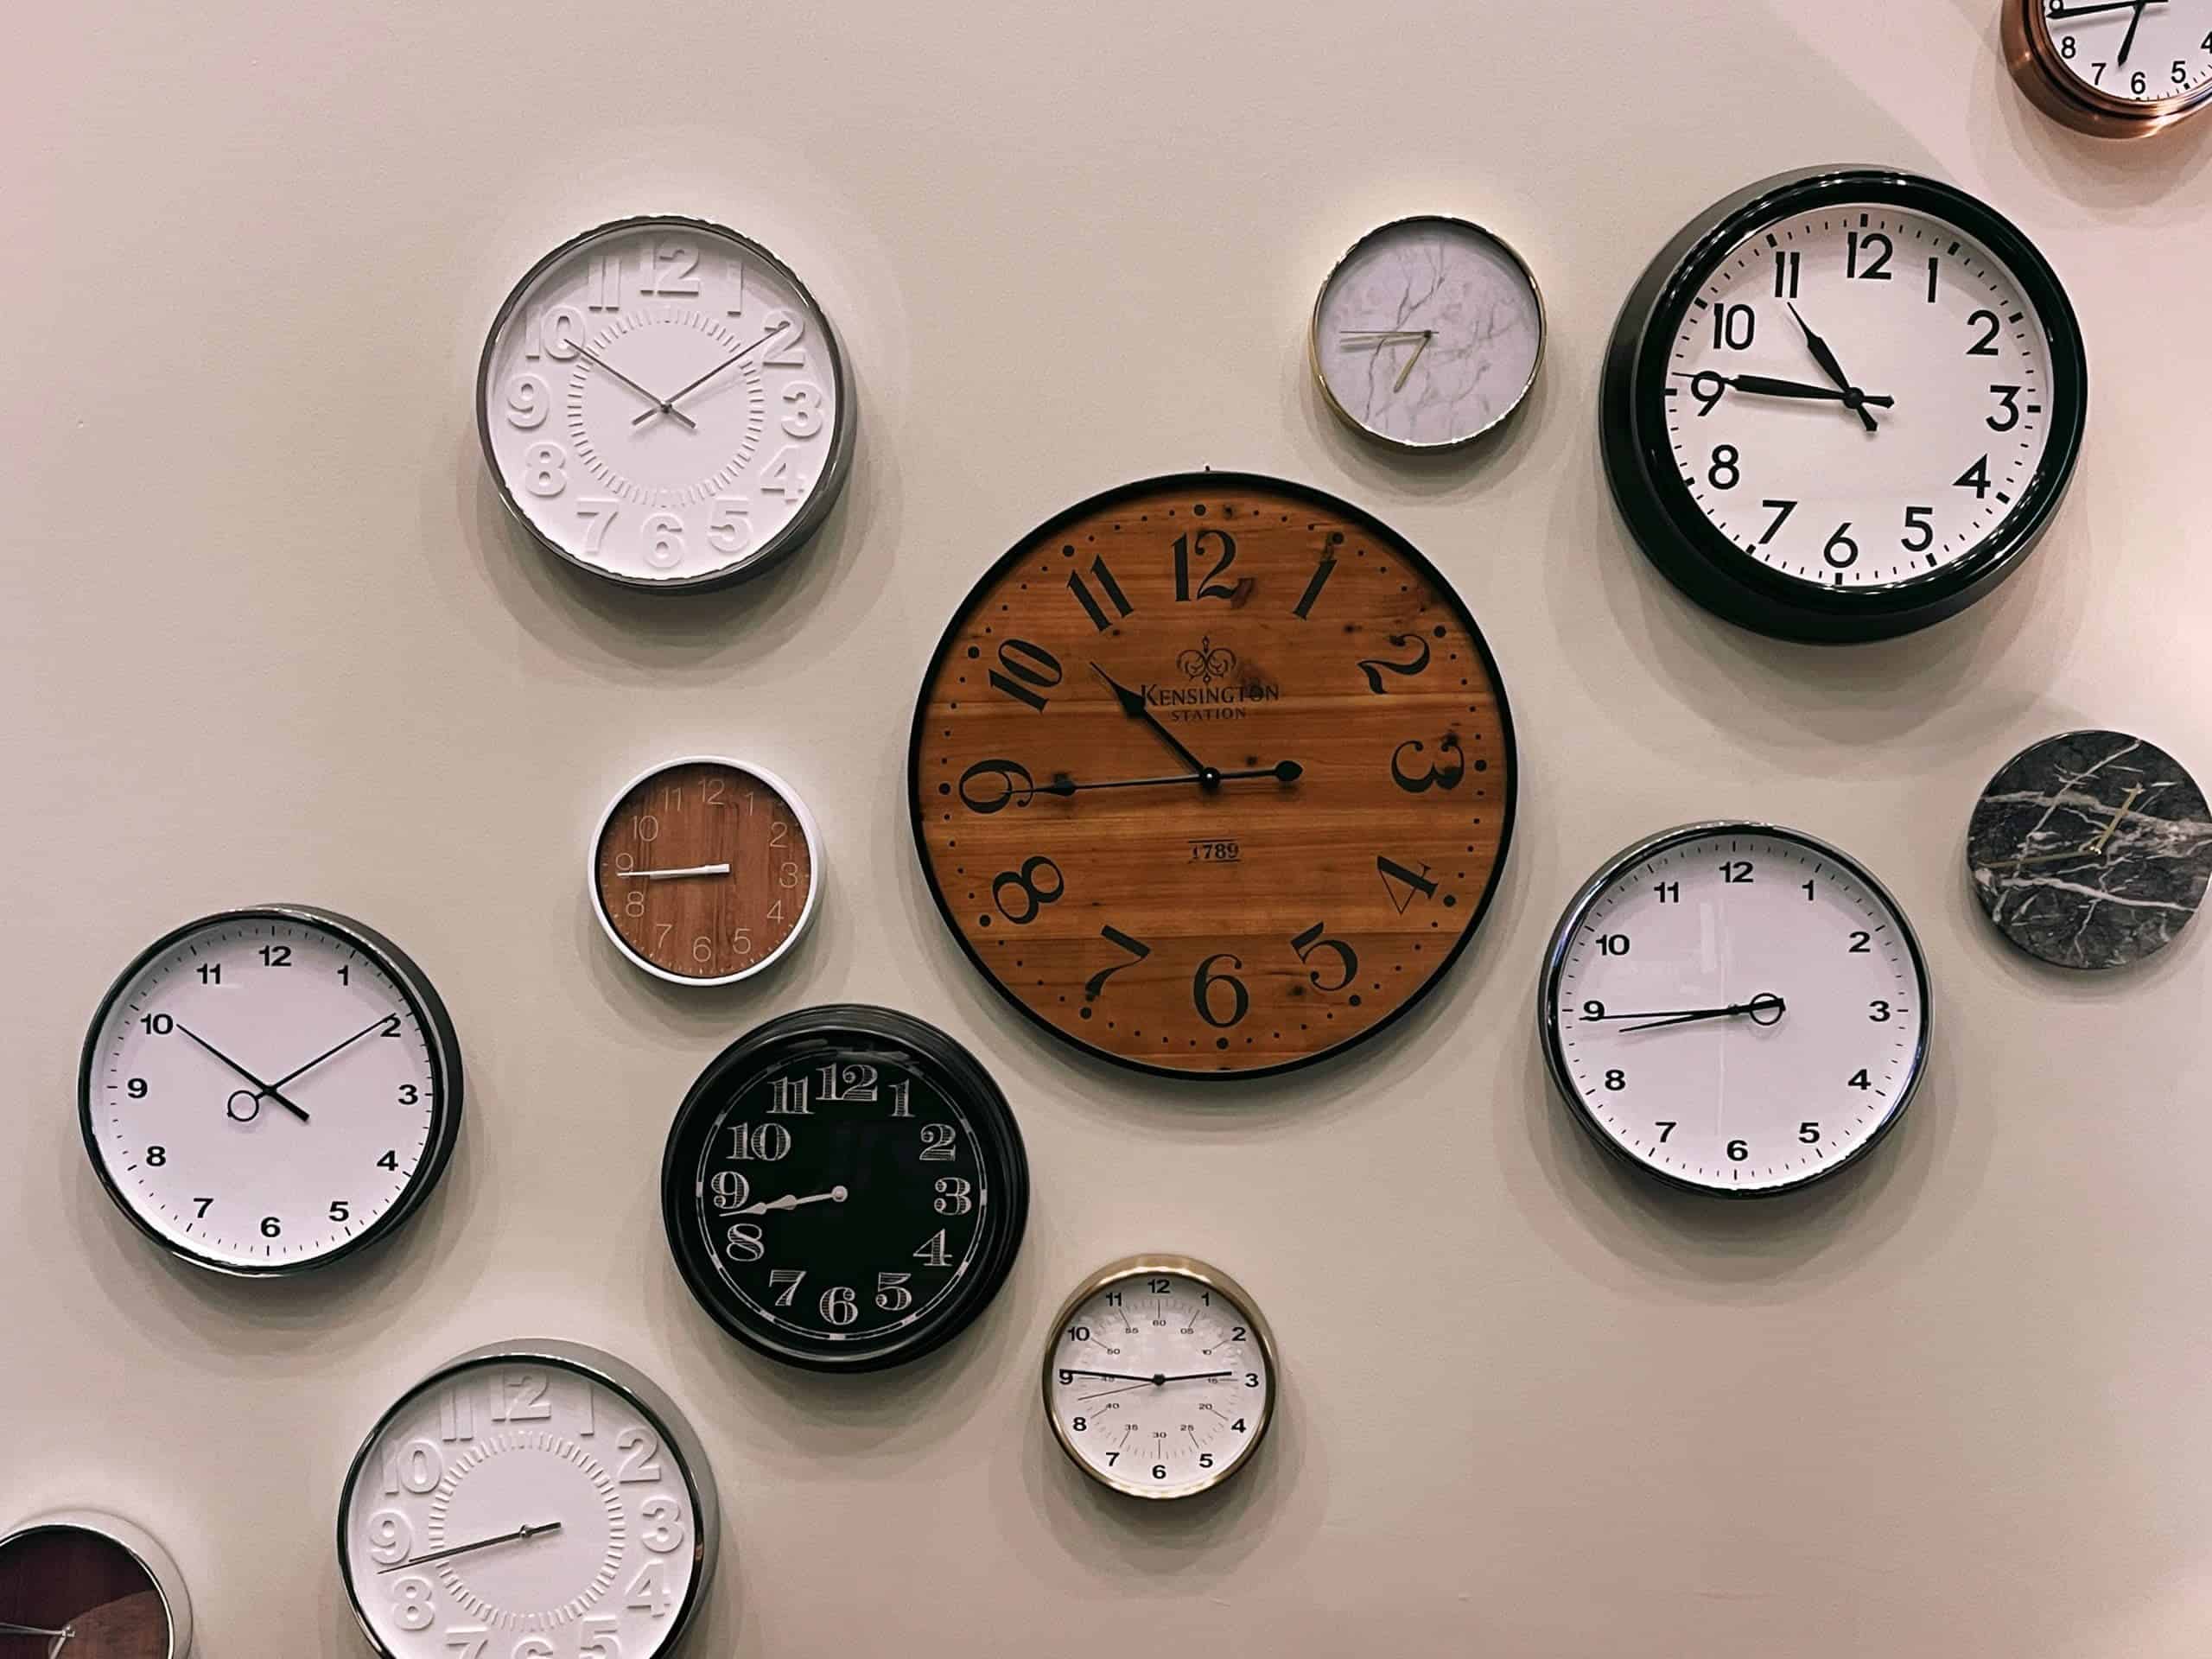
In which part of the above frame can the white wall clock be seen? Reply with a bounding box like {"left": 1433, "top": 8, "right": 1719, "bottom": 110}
{"left": 337, "top": 1340, "right": 719, "bottom": 1658}
{"left": 78, "top": 907, "right": 463, "bottom": 1275}
{"left": 2006, "top": 0, "right": 2212, "bottom": 137}
{"left": 479, "top": 215, "right": 854, "bottom": 591}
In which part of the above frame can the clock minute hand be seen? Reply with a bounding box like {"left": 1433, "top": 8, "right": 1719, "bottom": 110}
{"left": 1618, "top": 995, "right": 1787, "bottom": 1034}
{"left": 728, "top": 1185, "right": 849, "bottom": 1217}
{"left": 266, "top": 1014, "right": 392, "bottom": 1093}
{"left": 1681, "top": 372, "right": 1895, "bottom": 408}
{"left": 377, "top": 1520, "right": 563, "bottom": 1574}
{"left": 1042, "top": 762, "right": 1302, "bottom": 796}
{"left": 1786, "top": 302, "right": 1879, "bottom": 432}
{"left": 632, "top": 320, "right": 791, "bottom": 425}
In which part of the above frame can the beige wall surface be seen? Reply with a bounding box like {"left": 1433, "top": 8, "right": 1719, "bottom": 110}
{"left": 6, "top": 1, "right": 2211, "bottom": 1653}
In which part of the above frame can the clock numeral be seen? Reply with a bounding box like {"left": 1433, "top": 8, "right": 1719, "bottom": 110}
{"left": 1954, "top": 455, "right": 1993, "bottom": 499}
{"left": 616, "top": 1426, "right": 664, "bottom": 1483}
{"left": 988, "top": 638, "right": 1064, "bottom": 712}
{"left": 192, "top": 1196, "right": 212, "bottom": 1217}
{"left": 1986, "top": 385, "right": 2024, "bottom": 432}
{"left": 957, "top": 759, "right": 1037, "bottom": 814}
{"left": 726, "top": 1221, "right": 765, "bottom": 1262}
{"left": 725, "top": 1121, "right": 794, "bottom": 1160}
{"left": 258, "top": 944, "right": 292, "bottom": 968}
{"left": 523, "top": 304, "right": 584, "bottom": 361}
{"left": 438, "top": 1385, "right": 474, "bottom": 1442}
{"left": 766, "top": 1077, "right": 812, "bottom": 1116}
{"left": 1847, "top": 1069, "right": 1872, "bottom": 1090}
{"left": 990, "top": 855, "right": 1065, "bottom": 924}
{"left": 141, "top": 1013, "right": 173, "bottom": 1035}
{"left": 1068, "top": 556, "right": 1135, "bottom": 632}
{"left": 1707, "top": 444, "right": 1740, "bottom": 491}
{"left": 1869, "top": 1000, "right": 1894, "bottom": 1022}
{"left": 390, "top": 1575, "right": 433, "bottom": 1633}
{"left": 708, "top": 496, "right": 752, "bottom": 556}
{"left": 1845, "top": 230, "right": 1892, "bottom": 281}
{"left": 1771, "top": 250, "right": 1800, "bottom": 298}
{"left": 817, "top": 1063, "right": 878, "bottom": 1103}
{"left": 919, "top": 1122, "right": 960, "bottom": 1162}
{"left": 627, "top": 1560, "right": 675, "bottom": 1618}
{"left": 1192, "top": 952, "right": 1250, "bottom": 1028}
{"left": 762, "top": 308, "right": 808, "bottom": 367}
{"left": 492, "top": 1371, "right": 550, "bottom": 1422}
{"left": 1289, "top": 922, "right": 1358, "bottom": 992}
{"left": 932, "top": 1177, "right": 973, "bottom": 1216}
{"left": 914, "top": 1230, "right": 952, "bottom": 1268}
{"left": 642, "top": 510, "right": 685, "bottom": 570}
{"left": 769, "top": 1268, "right": 806, "bottom": 1306}
{"left": 889, "top": 1080, "right": 912, "bottom": 1118}
{"left": 875, "top": 1272, "right": 914, "bottom": 1313}
{"left": 1688, "top": 371, "right": 1726, "bottom": 416}
{"left": 1925, "top": 256, "right": 1941, "bottom": 304}
{"left": 1173, "top": 529, "right": 1239, "bottom": 601}
{"left": 1800, "top": 1122, "right": 1821, "bottom": 1144}
{"left": 144, "top": 1145, "right": 167, "bottom": 1166}
{"left": 1966, "top": 309, "right": 2002, "bottom": 356}
{"left": 1822, "top": 524, "right": 1858, "bottom": 569}
{"left": 1719, "top": 859, "right": 1754, "bottom": 883}
{"left": 383, "top": 1440, "right": 442, "bottom": 1496}
{"left": 1654, "top": 881, "right": 1681, "bottom": 903}
{"left": 1596, "top": 932, "right": 1631, "bottom": 956}
{"left": 1604, "top": 1070, "right": 1627, "bottom": 1090}
{"left": 819, "top": 1287, "right": 859, "bottom": 1326}
{"left": 1376, "top": 855, "right": 1440, "bottom": 913}
{"left": 1293, "top": 533, "right": 1343, "bottom": 618}
{"left": 1655, "top": 1122, "right": 1677, "bottom": 1142}
{"left": 329, "top": 1199, "right": 351, "bottom": 1224}
{"left": 1356, "top": 633, "right": 1431, "bottom": 693}
{"left": 1389, "top": 732, "right": 1465, "bottom": 793}
{"left": 1710, "top": 302, "right": 1756, "bottom": 351}
{"left": 1758, "top": 499, "right": 1796, "bottom": 544}
{"left": 781, "top": 382, "right": 825, "bottom": 437}
{"left": 1084, "top": 925, "right": 1154, "bottom": 1001}
{"left": 641, "top": 238, "right": 700, "bottom": 296}
{"left": 196, "top": 962, "right": 221, "bottom": 984}
{"left": 760, "top": 445, "right": 811, "bottom": 498}
{"left": 381, "top": 1014, "right": 404, "bottom": 1039}
{"left": 1727, "top": 1140, "right": 1749, "bottom": 1162}
{"left": 639, "top": 1497, "right": 687, "bottom": 1555}
{"left": 504, "top": 372, "right": 549, "bottom": 429}
{"left": 586, "top": 252, "right": 622, "bottom": 310}
{"left": 1902, "top": 506, "right": 1935, "bottom": 553}
{"left": 521, "top": 441, "right": 567, "bottom": 498}
{"left": 575, "top": 498, "right": 619, "bottom": 557}
{"left": 365, "top": 1510, "right": 411, "bottom": 1566}
{"left": 1848, "top": 931, "right": 1872, "bottom": 953}
{"left": 377, "top": 1149, "right": 398, "bottom": 1170}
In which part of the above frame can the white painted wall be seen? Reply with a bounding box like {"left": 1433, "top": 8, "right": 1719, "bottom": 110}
{"left": 6, "top": 1, "right": 2210, "bottom": 1652}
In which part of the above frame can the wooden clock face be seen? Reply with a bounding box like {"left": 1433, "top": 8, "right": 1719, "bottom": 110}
{"left": 909, "top": 473, "right": 1516, "bottom": 1078}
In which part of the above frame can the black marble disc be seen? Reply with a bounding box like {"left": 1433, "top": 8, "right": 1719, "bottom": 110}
{"left": 1967, "top": 730, "right": 2212, "bottom": 970}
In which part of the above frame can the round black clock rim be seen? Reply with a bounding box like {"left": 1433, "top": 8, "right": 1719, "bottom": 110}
{"left": 1537, "top": 821, "right": 1933, "bottom": 1199}
{"left": 76, "top": 905, "right": 466, "bottom": 1278}
{"left": 334, "top": 1338, "right": 719, "bottom": 1658}
{"left": 659, "top": 1003, "right": 1029, "bottom": 1372}
{"left": 906, "top": 468, "right": 1521, "bottom": 1083}
{"left": 476, "top": 213, "right": 856, "bottom": 594}
{"left": 1600, "top": 166, "right": 2088, "bottom": 643}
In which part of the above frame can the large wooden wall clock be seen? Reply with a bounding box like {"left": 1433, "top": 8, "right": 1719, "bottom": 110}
{"left": 909, "top": 472, "right": 1516, "bottom": 1079}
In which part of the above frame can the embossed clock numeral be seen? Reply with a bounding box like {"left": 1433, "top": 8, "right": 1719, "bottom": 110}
{"left": 762, "top": 308, "right": 808, "bottom": 366}
{"left": 587, "top": 251, "right": 622, "bottom": 311}
{"left": 641, "top": 238, "right": 700, "bottom": 296}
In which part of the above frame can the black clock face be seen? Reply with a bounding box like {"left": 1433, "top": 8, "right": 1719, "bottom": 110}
{"left": 1602, "top": 167, "right": 2086, "bottom": 642}
{"left": 660, "top": 1006, "right": 1027, "bottom": 1371}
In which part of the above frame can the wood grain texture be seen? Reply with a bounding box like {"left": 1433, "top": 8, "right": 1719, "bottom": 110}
{"left": 910, "top": 474, "right": 1515, "bottom": 1077}
{"left": 594, "top": 760, "right": 816, "bottom": 982}
{"left": 0, "top": 1529, "right": 167, "bottom": 1656}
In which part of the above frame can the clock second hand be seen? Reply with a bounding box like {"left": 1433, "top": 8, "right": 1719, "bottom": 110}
{"left": 625, "top": 862, "right": 734, "bottom": 880}
{"left": 1042, "top": 762, "right": 1302, "bottom": 796}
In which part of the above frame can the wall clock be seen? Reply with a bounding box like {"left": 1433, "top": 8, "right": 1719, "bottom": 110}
{"left": 1042, "top": 1255, "right": 1278, "bottom": 1500}
{"left": 909, "top": 471, "right": 1516, "bottom": 1079}
{"left": 660, "top": 1005, "right": 1028, "bottom": 1372}
{"left": 1967, "top": 729, "right": 2212, "bottom": 969}
{"left": 1309, "top": 214, "right": 1545, "bottom": 450}
{"left": 589, "top": 756, "right": 822, "bottom": 985}
{"left": 479, "top": 215, "right": 853, "bottom": 591}
{"left": 78, "top": 907, "right": 463, "bottom": 1275}
{"left": 1541, "top": 823, "right": 1930, "bottom": 1197}
{"left": 338, "top": 1341, "right": 717, "bottom": 1658}
{"left": 1601, "top": 166, "right": 2087, "bottom": 642}
{"left": 0, "top": 1511, "right": 193, "bottom": 1657}
{"left": 2005, "top": 0, "right": 2212, "bottom": 137}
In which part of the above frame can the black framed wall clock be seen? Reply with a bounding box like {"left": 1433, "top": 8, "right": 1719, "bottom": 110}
{"left": 660, "top": 1006, "right": 1028, "bottom": 1372}
{"left": 908, "top": 471, "right": 1517, "bottom": 1080}
{"left": 1601, "top": 167, "right": 2087, "bottom": 643}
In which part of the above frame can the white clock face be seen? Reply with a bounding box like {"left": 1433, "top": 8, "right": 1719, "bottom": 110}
{"left": 480, "top": 218, "right": 846, "bottom": 588}
{"left": 341, "top": 1355, "right": 702, "bottom": 1658}
{"left": 1663, "top": 202, "right": 2058, "bottom": 590}
{"left": 2044, "top": 0, "right": 2212, "bottom": 103}
{"left": 81, "top": 912, "right": 452, "bottom": 1272}
{"left": 1313, "top": 216, "right": 1542, "bottom": 448}
{"left": 1545, "top": 828, "right": 1929, "bottom": 1196}
{"left": 1046, "top": 1266, "right": 1274, "bottom": 1498}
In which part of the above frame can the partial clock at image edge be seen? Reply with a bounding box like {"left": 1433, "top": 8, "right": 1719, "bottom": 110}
{"left": 2004, "top": 0, "right": 2212, "bottom": 138}
{"left": 77, "top": 906, "right": 464, "bottom": 1277}
{"left": 0, "top": 1510, "right": 194, "bottom": 1658}
{"left": 477, "top": 214, "right": 855, "bottom": 593}
{"left": 908, "top": 470, "right": 1518, "bottom": 1081}
{"left": 1600, "top": 165, "right": 2088, "bottom": 643}
{"left": 660, "top": 1005, "right": 1029, "bottom": 1373}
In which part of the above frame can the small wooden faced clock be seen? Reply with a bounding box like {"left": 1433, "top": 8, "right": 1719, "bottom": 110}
{"left": 909, "top": 472, "right": 1516, "bottom": 1079}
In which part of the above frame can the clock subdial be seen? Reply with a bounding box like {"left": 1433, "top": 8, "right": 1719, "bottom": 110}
{"left": 1664, "top": 203, "right": 2056, "bottom": 588}
{"left": 909, "top": 473, "right": 1517, "bottom": 1079}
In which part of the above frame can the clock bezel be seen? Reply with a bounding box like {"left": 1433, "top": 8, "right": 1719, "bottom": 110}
{"left": 906, "top": 468, "right": 1521, "bottom": 1083}
{"left": 587, "top": 754, "right": 825, "bottom": 987}
{"left": 334, "top": 1338, "right": 720, "bottom": 1659}
{"left": 76, "top": 905, "right": 465, "bottom": 1279}
{"left": 1600, "top": 166, "right": 2088, "bottom": 643}
{"left": 1538, "top": 821, "right": 1933, "bottom": 1199}
{"left": 1307, "top": 213, "right": 1547, "bottom": 453}
{"left": 2005, "top": 0, "right": 2212, "bottom": 138}
{"left": 658, "top": 1004, "right": 1030, "bottom": 1373}
{"left": 1040, "top": 1253, "right": 1281, "bottom": 1501}
{"left": 476, "top": 213, "right": 856, "bottom": 594}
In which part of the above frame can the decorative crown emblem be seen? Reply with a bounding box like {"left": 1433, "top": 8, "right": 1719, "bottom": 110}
{"left": 1177, "top": 637, "right": 1236, "bottom": 684}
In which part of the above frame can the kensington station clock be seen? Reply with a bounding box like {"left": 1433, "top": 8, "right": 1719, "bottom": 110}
{"left": 479, "top": 215, "right": 853, "bottom": 590}
{"left": 1602, "top": 167, "right": 2086, "bottom": 641}
{"left": 910, "top": 472, "right": 1516, "bottom": 1079}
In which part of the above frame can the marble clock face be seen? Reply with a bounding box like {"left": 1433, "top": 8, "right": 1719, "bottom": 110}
{"left": 1967, "top": 730, "right": 2212, "bottom": 969}
{"left": 909, "top": 473, "right": 1517, "bottom": 1079}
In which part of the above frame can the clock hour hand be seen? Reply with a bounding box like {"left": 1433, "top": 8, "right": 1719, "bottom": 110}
{"left": 266, "top": 1014, "right": 393, "bottom": 1094}
{"left": 1785, "top": 302, "right": 1879, "bottom": 432}
{"left": 1041, "top": 762, "right": 1302, "bottom": 796}
{"left": 727, "top": 1185, "right": 849, "bottom": 1217}
{"left": 174, "top": 1023, "right": 311, "bottom": 1123}
{"left": 568, "top": 341, "right": 695, "bottom": 430}
{"left": 377, "top": 1520, "right": 562, "bottom": 1574}
{"left": 1090, "top": 664, "right": 1217, "bottom": 782}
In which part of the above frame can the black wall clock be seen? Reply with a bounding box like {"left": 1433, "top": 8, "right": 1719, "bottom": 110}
{"left": 1967, "top": 730, "right": 2212, "bottom": 969}
{"left": 1601, "top": 166, "right": 2087, "bottom": 643}
{"left": 660, "top": 1006, "right": 1027, "bottom": 1372}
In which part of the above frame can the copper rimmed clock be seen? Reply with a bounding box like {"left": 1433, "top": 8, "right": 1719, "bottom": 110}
{"left": 908, "top": 472, "right": 1516, "bottom": 1079}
